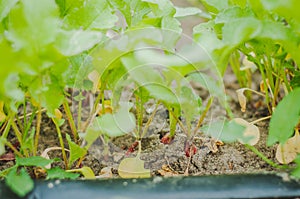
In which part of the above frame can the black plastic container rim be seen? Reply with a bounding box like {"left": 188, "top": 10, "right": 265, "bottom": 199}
{"left": 1, "top": 173, "right": 300, "bottom": 199}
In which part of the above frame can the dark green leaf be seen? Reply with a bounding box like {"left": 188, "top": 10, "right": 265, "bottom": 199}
{"left": 5, "top": 167, "right": 34, "bottom": 197}
{"left": 46, "top": 167, "right": 80, "bottom": 180}
{"left": 16, "top": 156, "right": 54, "bottom": 167}
{"left": 268, "top": 88, "right": 300, "bottom": 145}
{"left": 66, "top": 134, "right": 87, "bottom": 166}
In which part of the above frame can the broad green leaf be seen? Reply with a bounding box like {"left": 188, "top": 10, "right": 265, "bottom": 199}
{"left": 46, "top": 167, "right": 80, "bottom": 180}
{"left": 4, "top": 74, "right": 24, "bottom": 111}
{"left": 6, "top": 0, "right": 59, "bottom": 50}
{"left": 260, "top": 0, "right": 300, "bottom": 32}
{"left": 215, "top": 6, "right": 254, "bottom": 24}
{"left": 5, "top": 167, "right": 34, "bottom": 197}
{"left": 161, "top": 16, "right": 182, "bottom": 50}
{"left": 64, "top": 0, "right": 118, "bottom": 30}
{"left": 187, "top": 72, "right": 226, "bottom": 106}
{"left": 16, "top": 156, "right": 54, "bottom": 168}
{"left": 0, "top": 137, "right": 5, "bottom": 156}
{"left": 229, "top": 0, "right": 246, "bottom": 8}
{"left": 201, "top": 0, "right": 228, "bottom": 13}
{"left": 66, "top": 134, "right": 87, "bottom": 166}
{"left": 92, "top": 103, "right": 136, "bottom": 137}
{"left": 55, "top": 30, "right": 102, "bottom": 56}
{"left": 268, "top": 88, "right": 300, "bottom": 145}
{"left": 222, "top": 17, "right": 261, "bottom": 46}
{"left": 118, "top": 156, "right": 151, "bottom": 178}
{"left": 29, "top": 74, "right": 64, "bottom": 116}
{"left": 0, "top": 0, "right": 18, "bottom": 21}
{"left": 142, "top": 0, "right": 175, "bottom": 17}
{"left": 201, "top": 120, "right": 246, "bottom": 143}
{"left": 68, "top": 166, "right": 95, "bottom": 179}
{"left": 84, "top": 125, "right": 103, "bottom": 149}
{"left": 174, "top": 6, "right": 204, "bottom": 18}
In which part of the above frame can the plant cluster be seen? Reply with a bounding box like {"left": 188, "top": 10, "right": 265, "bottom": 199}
{"left": 0, "top": 0, "right": 299, "bottom": 197}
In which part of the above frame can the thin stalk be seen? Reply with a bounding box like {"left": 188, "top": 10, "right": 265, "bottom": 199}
{"left": 250, "top": 115, "right": 271, "bottom": 125}
{"left": 23, "top": 99, "right": 27, "bottom": 129}
{"left": 63, "top": 100, "right": 78, "bottom": 143}
{"left": 257, "top": 61, "right": 272, "bottom": 113}
{"left": 5, "top": 141, "right": 23, "bottom": 157}
{"left": 77, "top": 91, "right": 83, "bottom": 131}
{"left": 2, "top": 114, "right": 13, "bottom": 138}
{"left": 33, "top": 105, "right": 42, "bottom": 156}
{"left": 245, "top": 144, "right": 289, "bottom": 169}
{"left": 193, "top": 96, "right": 214, "bottom": 135}
{"left": 52, "top": 118, "right": 68, "bottom": 169}
{"left": 140, "top": 102, "right": 160, "bottom": 139}
{"left": 169, "top": 109, "right": 188, "bottom": 135}
{"left": 10, "top": 121, "right": 29, "bottom": 156}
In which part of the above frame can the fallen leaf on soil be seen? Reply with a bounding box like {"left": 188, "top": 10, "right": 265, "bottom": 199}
{"left": 236, "top": 89, "right": 247, "bottom": 112}
{"left": 233, "top": 118, "right": 260, "bottom": 146}
{"left": 276, "top": 130, "right": 300, "bottom": 164}
{"left": 118, "top": 156, "right": 151, "bottom": 178}
{"left": 0, "top": 152, "right": 15, "bottom": 161}
{"left": 205, "top": 139, "right": 222, "bottom": 153}
{"left": 157, "top": 164, "right": 179, "bottom": 177}
{"left": 97, "top": 167, "right": 113, "bottom": 178}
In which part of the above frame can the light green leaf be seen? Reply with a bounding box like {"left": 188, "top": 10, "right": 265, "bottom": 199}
{"left": 92, "top": 103, "right": 136, "bottom": 137}
{"left": 201, "top": 120, "right": 246, "bottom": 143}
{"left": 6, "top": 0, "right": 59, "bottom": 50}
{"left": 118, "top": 156, "right": 151, "bottom": 178}
{"left": 16, "top": 156, "right": 54, "bottom": 168}
{"left": 161, "top": 16, "right": 182, "bottom": 49}
{"left": 66, "top": 134, "right": 87, "bottom": 166}
{"left": 64, "top": 0, "right": 118, "bottom": 30}
{"left": 46, "top": 167, "right": 80, "bottom": 180}
{"left": 215, "top": 6, "right": 254, "bottom": 24}
{"left": 55, "top": 30, "right": 102, "bottom": 56}
{"left": 268, "top": 88, "right": 300, "bottom": 146}
{"left": 292, "top": 155, "right": 300, "bottom": 178}
{"left": 6, "top": 167, "right": 34, "bottom": 197}
{"left": 174, "top": 6, "right": 204, "bottom": 18}
{"left": 68, "top": 166, "right": 95, "bottom": 179}
{"left": 142, "top": 0, "right": 175, "bottom": 17}
{"left": 201, "top": 0, "right": 228, "bottom": 13}
{"left": 0, "top": 0, "right": 18, "bottom": 21}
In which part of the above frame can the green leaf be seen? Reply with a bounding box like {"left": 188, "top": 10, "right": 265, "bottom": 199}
{"left": 0, "top": 0, "right": 18, "bottom": 22}
{"left": 268, "top": 88, "right": 300, "bottom": 146}
{"left": 5, "top": 167, "right": 34, "bottom": 197}
{"left": 174, "top": 6, "right": 204, "bottom": 18}
{"left": 215, "top": 6, "right": 254, "bottom": 24}
{"left": 63, "top": 0, "right": 118, "bottom": 30}
{"left": 66, "top": 134, "right": 87, "bottom": 166}
{"left": 29, "top": 74, "right": 64, "bottom": 116}
{"left": 46, "top": 167, "right": 80, "bottom": 180}
{"left": 201, "top": 120, "right": 246, "bottom": 143}
{"left": 142, "top": 0, "right": 175, "bottom": 17}
{"left": 92, "top": 103, "right": 136, "bottom": 137}
{"left": 6, "top": 0, "right": 59, "bottom": 50}
{"left": 68, "top": 166, "right": 95, "bottom": 179}
{"left": 16, "top": 156, "right": 54, "bottom": 168}
{"left": 55, "top": 30, "right": 102, "bottom": 56}
{"left": 161, "top": 16, "right": 182, "bottom": 49}
{"left": 201, "top": 0, "right": 228, "bottom": 13}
